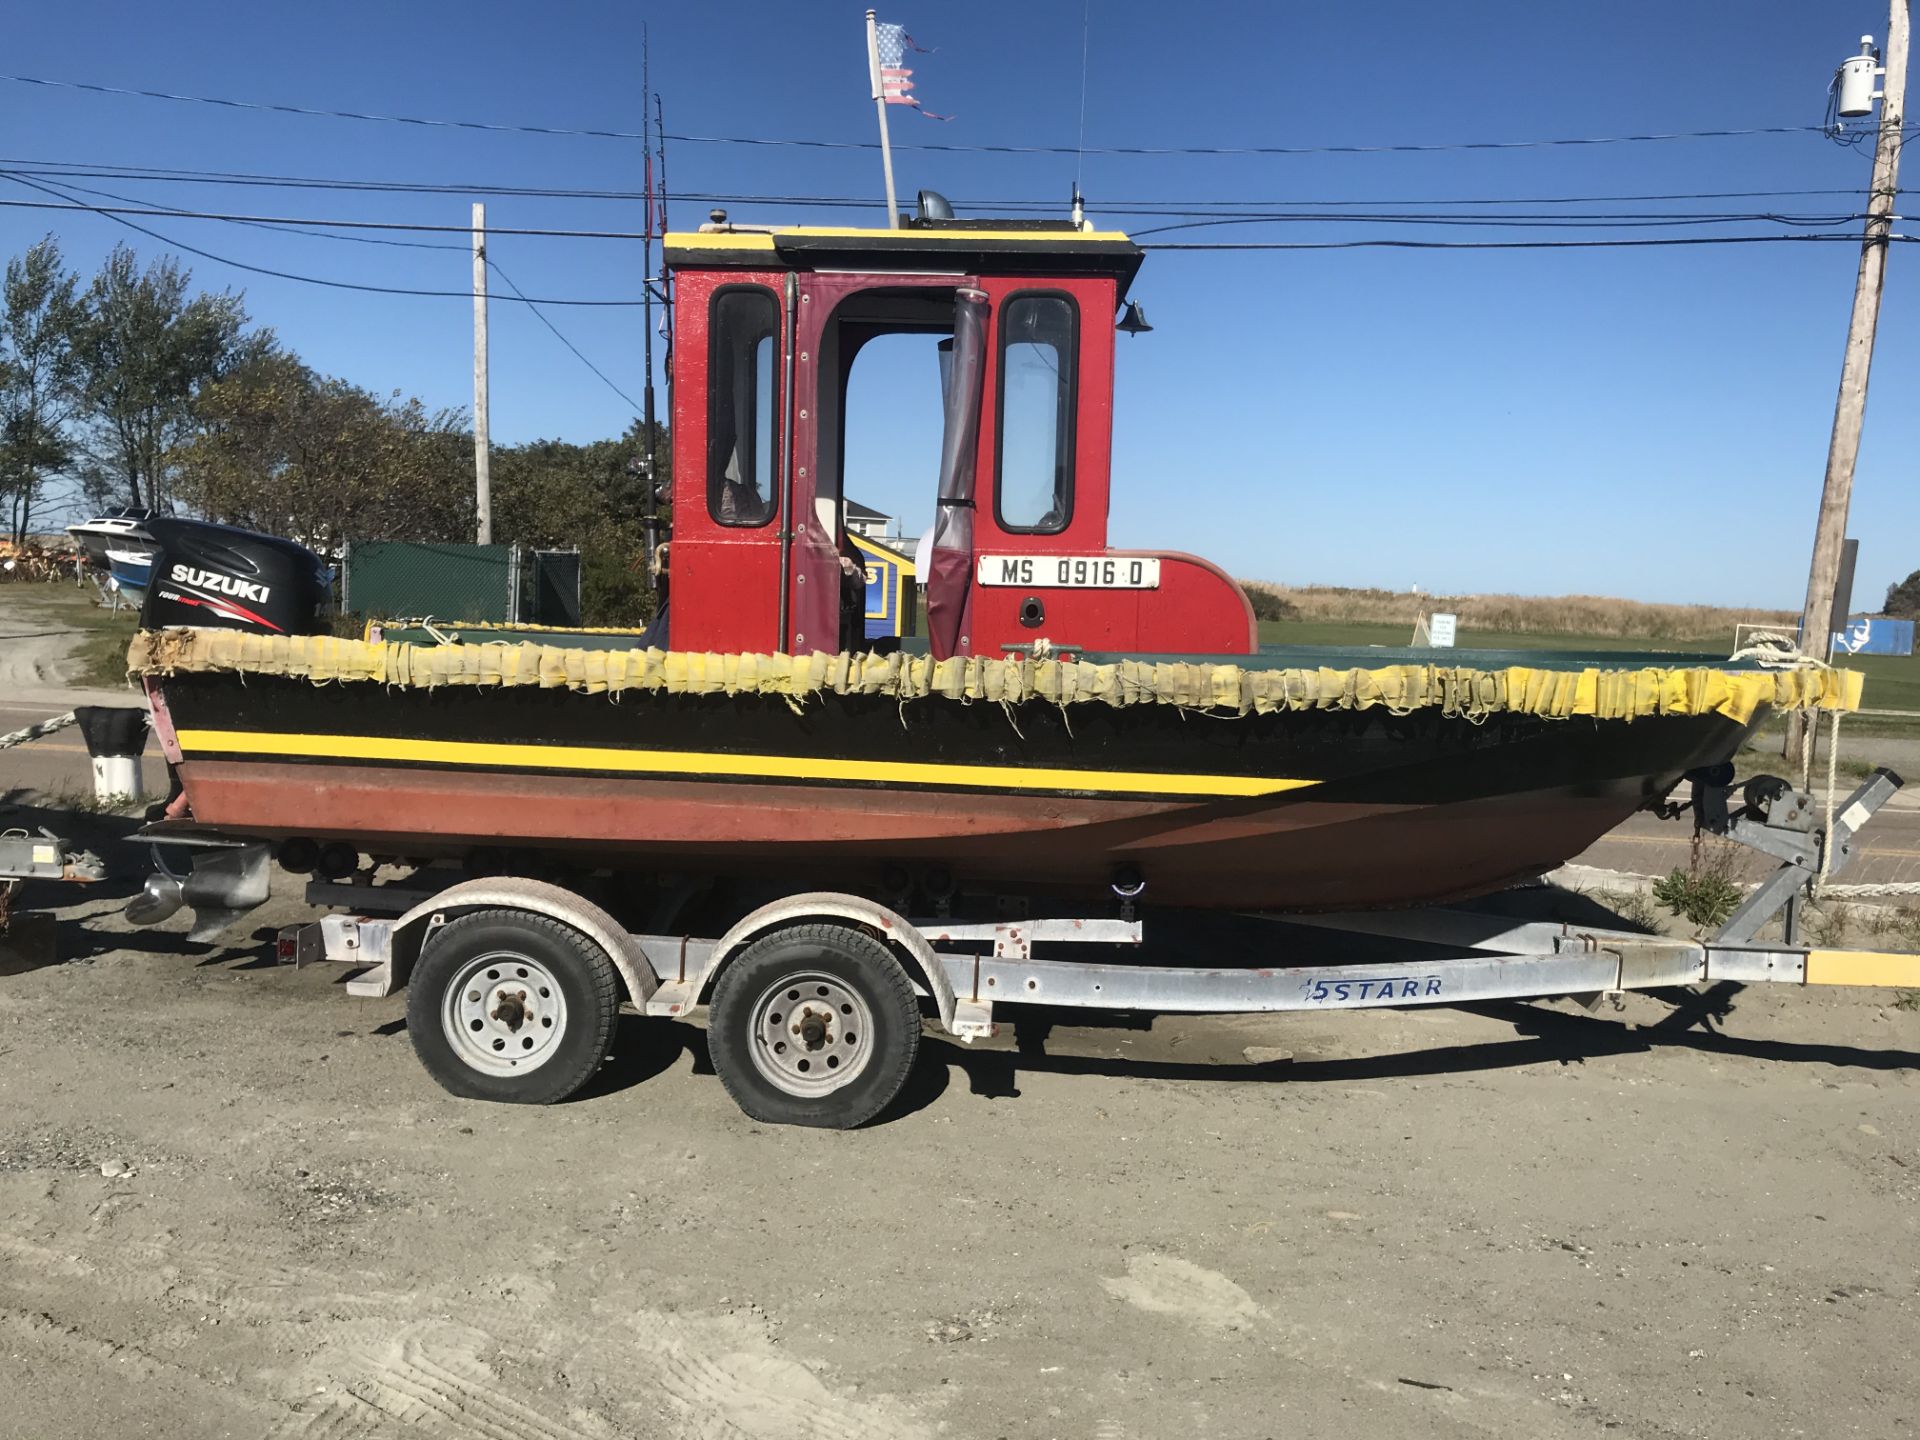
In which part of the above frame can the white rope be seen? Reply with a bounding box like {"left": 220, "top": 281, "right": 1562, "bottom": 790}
{"left": 1816, "top": 708, "right": 1841, "bottom": 893}
{"left": 1726, "top": 628, "right": 1818, "bottom": 669}
{"left": 1723, "top": 629, "right": 1834, "bottom": 797}
{"left": 0, "top": 711, "right": 75, "bottom": 750}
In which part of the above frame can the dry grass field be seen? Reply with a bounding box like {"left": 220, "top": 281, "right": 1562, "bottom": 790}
{"left": 1244, "top": 582, "right": 1798, "bottom": 644}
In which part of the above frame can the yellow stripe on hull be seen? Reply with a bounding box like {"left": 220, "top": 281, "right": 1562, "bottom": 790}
{"left": 175, "top": 728, "right": 1318, "bottom": 801}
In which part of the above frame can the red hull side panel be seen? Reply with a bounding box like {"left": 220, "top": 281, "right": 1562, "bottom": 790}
{"left": 177, "top": 758, "right": 1649, "bottom": 912}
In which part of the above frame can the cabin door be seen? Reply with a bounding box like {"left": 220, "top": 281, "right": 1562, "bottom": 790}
{"left": 787, "top": 271, "right": 975, "bottom": 655}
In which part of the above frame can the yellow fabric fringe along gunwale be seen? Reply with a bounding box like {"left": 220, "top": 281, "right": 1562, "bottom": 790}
{"left": 126, "top": 629, "right": 1863, "bottom": 724}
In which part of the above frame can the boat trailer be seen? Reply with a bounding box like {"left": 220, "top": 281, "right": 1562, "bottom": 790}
{"left": 245, "top": 763, "right": 1919, "bottom": 1126}
{"left": 0, "top": 828, "right": 106, "bottom": 972}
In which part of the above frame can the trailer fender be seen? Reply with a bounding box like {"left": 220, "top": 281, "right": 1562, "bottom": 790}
{"left": 378, "top": 877, "right": 659, "bottom": 1007}
{"left": 690, "top": 893, "right": 957, "bottom": 1034}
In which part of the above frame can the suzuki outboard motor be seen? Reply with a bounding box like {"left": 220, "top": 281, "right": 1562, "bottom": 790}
{"left": 139, "top": 518, "right": 331, "bottom": 634}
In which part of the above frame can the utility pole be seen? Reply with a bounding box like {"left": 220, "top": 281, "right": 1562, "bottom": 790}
{"left": 472, "top": 201, "right": 493, "bottom": 545}
{"left": 1797, "top": 4, "right": 1908, "bottom": 684}
{"left": 865, "top": 9, "right": 901, "bottom": 228}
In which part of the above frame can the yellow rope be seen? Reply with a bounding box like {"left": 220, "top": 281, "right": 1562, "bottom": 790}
{"left": 125, "top": 629, "right": 1867, "bottom": 724}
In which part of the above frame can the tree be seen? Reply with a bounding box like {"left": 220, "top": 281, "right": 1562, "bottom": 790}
{"left": 71, "top": 244, "right": 265, "bottom": 512}
{"left": 0, "top": 236, "right": 82, "bottom": 542}
{"left": 1885, "top": 570, "right": 1920, "bottom": 621}
{"left": 491, "top": 419, "right": 671, "bottom": 624}
{"left": 170, "top": 350, "right": 472, "bottom": 548}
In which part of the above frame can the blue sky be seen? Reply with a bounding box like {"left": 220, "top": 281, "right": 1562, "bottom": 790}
{"left": 2, "top": 0, "right": 1913, "bottom": 610}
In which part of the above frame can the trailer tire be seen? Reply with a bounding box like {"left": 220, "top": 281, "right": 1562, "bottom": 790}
{"left": 407, "top": 909, "right": 620, "bottom": 1105}
{"left": 707, "top": 923, "right": 920, "bottom": 1129}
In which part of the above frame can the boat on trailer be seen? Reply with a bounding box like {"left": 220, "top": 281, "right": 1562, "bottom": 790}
{"left": 115, "top": 210, "right": 1912, "bottom": 1126}
{"left": 126, "top": 213, "right": 1859, "bottom": 913}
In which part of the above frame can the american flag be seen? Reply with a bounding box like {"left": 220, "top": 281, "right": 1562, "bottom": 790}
{"left": 875, "top": 21, "right": 924, "bottom": 108}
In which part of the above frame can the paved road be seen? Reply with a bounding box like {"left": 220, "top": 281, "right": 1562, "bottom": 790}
{"left": 0, "top": 698, "right": 167, "bottom": 805}
{"left": 1574, "top": 801, "right": 1920, "bottom": 891}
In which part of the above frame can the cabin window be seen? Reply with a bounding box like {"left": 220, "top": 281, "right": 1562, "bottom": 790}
{"left": 994, "top": 293, "right": 1076, "bottom": 534}
{"left": 708, "top": 288, "right": 779, "bottom": 527}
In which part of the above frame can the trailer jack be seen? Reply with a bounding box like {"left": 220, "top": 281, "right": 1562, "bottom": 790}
{"left": 1683, "top": 764, "right": 1905, "bottom": 946}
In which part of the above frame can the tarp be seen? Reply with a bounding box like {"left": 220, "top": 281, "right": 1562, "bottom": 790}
{"left": 924, "top": 288, "right": 989, "bottom": 660}
{"left": 129, "top": 629, "right": 1864, "bottom": 724}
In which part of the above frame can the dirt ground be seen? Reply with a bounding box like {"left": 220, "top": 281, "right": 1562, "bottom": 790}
{"left": 1, "top": 858, "right": 1916, "bottom": 1440}
{"left": 4, "top": 585, "right": 1919, "bottom": 1438}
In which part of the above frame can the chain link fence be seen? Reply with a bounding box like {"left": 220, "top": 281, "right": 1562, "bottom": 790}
{"left": 343, "top": 543, "right": 580, "bottom": 625}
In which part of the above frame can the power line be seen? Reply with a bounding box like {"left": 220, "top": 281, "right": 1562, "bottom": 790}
{"left": 15, "top": 171, "right": 642, "bottom": 412}
{"left": 0, "top": 174, "right": 649, "bottom": 304}
{"left": 0, "top": 72, "right": 1842, "bottom": 157}
{"left": 2, "top": 172, "right": 1893, "bottom": 284}
{"left": 486, "top": 258, "right": 641, "bottom": 414}
{"left": 0, "top": 193, "right": 1878, "bottom": 241}
{"left": 1140, "top": 234, "right": 1909, "bottom": 251}
{"left": 19, "top": 172, "right": 468, "bottom": 250}
{"left": 1127, "top": 210, "right": 1870, "bottom": 237}
{"left": 0, "top": 157, "right": 1901, "bottom": 212}
{"left": 0, "top": 191, "right": 641, "bottom": 240}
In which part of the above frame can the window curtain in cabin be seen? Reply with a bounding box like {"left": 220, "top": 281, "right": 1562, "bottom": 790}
{"left": 925, "top": 287, "right": 989, "bottom": 660}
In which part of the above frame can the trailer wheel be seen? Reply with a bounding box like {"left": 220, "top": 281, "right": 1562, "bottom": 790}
{"left": 707, "top": 923, "right": 920, "bottom": 1129}
{"left": 407, "top": 909, "right": 619, "bottom": 1105}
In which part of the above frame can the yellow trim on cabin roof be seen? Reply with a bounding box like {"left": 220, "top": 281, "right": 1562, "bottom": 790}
{"left": 665, "top": 226, "right": 1135, "bottom": 249}
{"left": 174, "top": 727, "right": 1313, "bottom": 800}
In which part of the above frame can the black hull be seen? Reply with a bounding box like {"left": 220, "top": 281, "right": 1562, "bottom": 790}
{"left": 154, "top": 671, "right": 1753, "bottom": 911}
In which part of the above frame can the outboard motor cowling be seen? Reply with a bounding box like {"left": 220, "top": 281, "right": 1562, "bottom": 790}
{"left": 140, "top": 519, "right": 331, "bottom": 634}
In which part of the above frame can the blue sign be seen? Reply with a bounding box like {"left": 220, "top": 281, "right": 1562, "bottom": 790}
{"left": 1831, "top": 615, "right": 1916, "bottom": 657}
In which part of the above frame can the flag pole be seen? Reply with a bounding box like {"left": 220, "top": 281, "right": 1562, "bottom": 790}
{"left": 865, "top": 9, "right": 901, "bottom": 229}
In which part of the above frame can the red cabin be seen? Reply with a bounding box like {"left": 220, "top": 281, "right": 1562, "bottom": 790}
{"left": 662, "top": 220, "right": 1255, "bottom": 659}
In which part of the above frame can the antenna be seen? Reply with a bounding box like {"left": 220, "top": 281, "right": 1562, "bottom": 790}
{"left": 639, "top": 23, "right": 659, "bottom": 590}
{"left": 1074, "top": 0, "right": 1091, "bottom": 197}
{"left": 655, "top": 92, "right": 673, "bottom": 423}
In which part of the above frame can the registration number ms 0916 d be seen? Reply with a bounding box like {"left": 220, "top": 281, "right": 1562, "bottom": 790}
{"left": 975, "top": 555, "right": 1162, "bottom": 590}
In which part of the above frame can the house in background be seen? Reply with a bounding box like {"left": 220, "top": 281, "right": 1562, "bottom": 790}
{"left": 845, "top": 499, "right": 899, "bottom": 542}
{"left": 843, "top": 499, "right": 917, "bottom": 642}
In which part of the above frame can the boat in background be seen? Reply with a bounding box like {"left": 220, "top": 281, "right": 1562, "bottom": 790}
{"left": 107, "top": 545, "right": 156, "bottom": 604}
{"left": 67, "top": 506, "right": 156, "bottom": 571}
{"left": 68, "top": 506, "right": 160, "bottom": 603}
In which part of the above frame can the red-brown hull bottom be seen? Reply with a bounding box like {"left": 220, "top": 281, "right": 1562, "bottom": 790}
{"left": 179, "top": 759, "right": 1655, "bottom": 911}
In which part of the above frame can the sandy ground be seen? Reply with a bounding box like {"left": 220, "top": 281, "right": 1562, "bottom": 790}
{"left": 4, "top": 586, "right": 1920, "bottom": 1438}
{"left": 0, "top": 584, "right": 138, "bottom": 701}
{"left": 0, "top": 867, "right": 1916, "bottom": 1440}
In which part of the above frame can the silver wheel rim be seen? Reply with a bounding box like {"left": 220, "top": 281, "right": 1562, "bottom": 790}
{"left": 746, "top": 971, "right": 874, "bottom": 1097}
{"left": 442, "top": 950, "right": 569, "bottom": 1076}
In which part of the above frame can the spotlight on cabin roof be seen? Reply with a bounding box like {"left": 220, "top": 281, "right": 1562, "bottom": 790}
{"left": 916, "top": 189, "right": 955, "bottom": 222}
